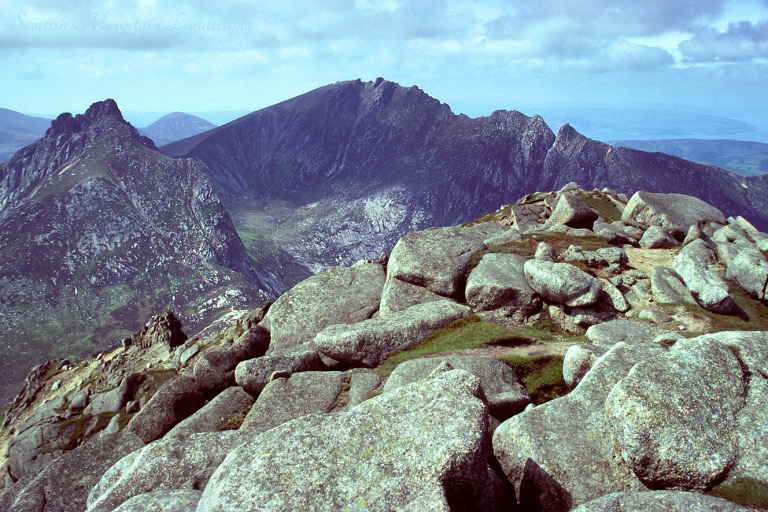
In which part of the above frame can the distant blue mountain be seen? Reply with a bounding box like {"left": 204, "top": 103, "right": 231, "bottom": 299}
{"left": 0, "top": 108, "right": 51, "bottom": 163}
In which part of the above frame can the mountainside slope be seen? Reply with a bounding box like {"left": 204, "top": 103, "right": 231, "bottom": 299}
{"left": 165, "top": 78, "right": 768, "bottom": 277}
{"left": 0, "top": 109, "right": 51, "bottom": 163}
{"left": 0, "top": 100, "right": 278, "bottom": 403}
{"left": 611, "top": 138, "right": 768, "bottom": 177}
{"left": 139, "top": 112, "right": 216, "bottom": 147}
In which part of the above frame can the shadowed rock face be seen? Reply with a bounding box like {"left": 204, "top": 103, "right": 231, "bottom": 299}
{"left": 0, "top": 100, "right": 277, "bottom": 404}
{"left": 164, "top": 79, "right": 768, "bottom": 280}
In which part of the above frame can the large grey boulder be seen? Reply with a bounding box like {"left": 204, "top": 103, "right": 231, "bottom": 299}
{"left": 695, "top": 331, "right": 768, "bottom": 498}
{"left": 84, "top": 373, "right": 143, "bottom": 416}
{"left": 622, "top": 191, "right": 726, "bottom": 238}
{"left": 726, "top": 248, "right": 768, "bottom": 300}
{"left": 673, "top": 251, "right": 735, "bottom": 313}
{"left": 234, "top": 345, "right": 323, "bottom": 394}
{"left": 650, "top": 266, "right": 695, "bottom": 304}
{"left": 165, "top": 387, "right": 256, "bottom": 437}
{"left": 465, "top": 253, "right": 539, "bottom": 315}
{"left": 125, "top": 376, "right": 205, "bottom": 443}
{"left": 314, "top": 301, "right": 472, "bottom": 367}
{"left": 524, "top": 259, "right": 602, "bottom": 307}
{"left": 595, "top": 247, "right": 628, "bottom": 267}
{"left": 6, "top": 398, "right": 68, "bottom": 483}
{"left": 111, "top": 490, "right": 201, "bottom": 512}
{"left": 713, "top": 224, "right": 750, "bottom": 244}
{"left": 192, "top": 326, "right": 270, "bottom": 394}
{"left": 639, "top": 225, "right": 678, "bottom": 249}
{"left": 543, "top": 193, "right": 599, "bottom": 229}
{"left": 264, "top": 262, "right": 385, "bottom": 352}
{"left": 378, "top": 276, "right": 454, "bottom": 317}
{"left": 681, "top": 238, "right": 718, "bottom": 266}
{"left": 86, "top": 431, "right": 249, "bottom": 512}
{"left": 606, "top": 337, "right": 745, "bottom": 490}
{"left": 493, "top": 343, "right": 663, "bottom": 512}
{"left": 240, "top": 371, "right": 345, "bottom": 431}
{"left": 0, "top": 433, "right": 144, "bottom": 512}
{"left": 562, "top": 345, "right": 608, "bottom": 388}
{"left": 382, "top": 356, "right": 530, "bottom": 420}
{"left": 585, "top": 319, "right": 665, "bottom": 346}
{"left": 573, "top": 491, "right": 754, "bottom": 512}
{"left": 198, "top": 369, "right": 511, "bottom": 512}
{"left": 386, "top": 226, "right": 488, "bottom": 297}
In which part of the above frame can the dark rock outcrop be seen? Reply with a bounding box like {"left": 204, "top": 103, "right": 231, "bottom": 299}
{"left": 125, "top": 376, "right": 205, "bottom": 443}
{"left": 121, "top": 311, "right": 187, "bottom": 350}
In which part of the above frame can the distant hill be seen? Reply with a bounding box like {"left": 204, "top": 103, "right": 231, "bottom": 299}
{"left": 138, "top": 112, "right": 216, "bottom": 146}
{"left": 0, "top": 108, "right": 51, "bottom": 163}
{"left": 611, "top": 139, "right": 768, "bottom": 177}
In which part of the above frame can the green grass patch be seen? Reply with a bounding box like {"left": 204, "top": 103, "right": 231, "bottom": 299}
{"left": 375, "top": 316, "right": 518, "bottom": 379}
{"left": 40, "top": 362, "right": 64, "bottom": 382}
{"left": 498, "top": 354, "right": 569, "bottom": 405}
{"left": 576, "top": 192, "right": 623, "bottom": 222}
{"left": 708, "top": 477, "right": 768, "bottom": 510}
{"left": 375, "top": 316, "right": 580, "bottom": 385}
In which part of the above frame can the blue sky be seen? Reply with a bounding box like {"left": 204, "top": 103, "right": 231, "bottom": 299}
{"left": 2, "top": 0, "right": 768, "bottom": 139}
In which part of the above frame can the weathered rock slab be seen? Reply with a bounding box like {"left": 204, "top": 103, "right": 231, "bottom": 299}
{"left": 466, "top": 253, "right": 539, "bottom": 314}
{"left": 622, "top": 191, "right": 726, "bottom": 238}
{"left": 639, "top": 225, "right": 678, "bottom": 249}
{"left": 240, "top": 371, "right": 345, "bottom": 432}
{"left": 673, "top": 252, "right": 735, "bottom": 313}
{"left": 125, "top": 376, "right": 205, "bottom": 443}
{"left": 386, "top": 226, "right": 488, "bottom": 297}
{"left": 198, "top": 369, "right": 510, "bottom": 512}
{"left": 87, "top": 431, "right": 249, "bottom": 512}
{"left": 650, "top": 266, "right": 695, "bottom": 304}
{"left": 379, "top": 276, "right": 454, "bottom": 317}
{"left": 111, "top": 490, "right": 202, "bottom": 512}
{"left": 493, "top": 343, "right": 663, "bottom": 512}
{"left": 265, "top": 262, "right": 385, "bottom": 352}
{"left": 524, "top": 259, "right": 602, "bottom": 307}
{"left": 605, "top": 337, "right": 746, "bottom": 490}
{"left": 234, "top": 345, "right": 323, "bottom": 395}
{"left": 726, "top": 248, "right": 768, "bottom": 300}
{"left": 165, "top": 386, "right": 255, "bottom": 437}
{"left": 383, "top": 356, "right": 530, "bottom": 419}
{"left": 314, "top": 301, "right": 472, "bottom": 367}
{"left": 192, "top": 326, "right": 270, "bottom": 394}
{"left": 573, "top": 490, "right": 754, "bottom": 512}
{"left": 585, "top": 319, "right": 665, "bottom": 346}
{"left": 0, "top": 433, "right": 144, "bottom": 512}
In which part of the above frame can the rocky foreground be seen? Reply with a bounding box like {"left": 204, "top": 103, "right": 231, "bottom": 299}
{"left": 1, "top": 183, "right": 767, "bottom": 511}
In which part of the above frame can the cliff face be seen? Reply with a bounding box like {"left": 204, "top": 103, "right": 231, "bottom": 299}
{"left": 0, "top": 100, "right": 278, "bottom": 404}
{"left": 165, "top": 79, "right": 768, "bottom": 277}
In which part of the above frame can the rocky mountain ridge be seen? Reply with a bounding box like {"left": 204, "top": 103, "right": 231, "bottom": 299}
{"left": 1, "top": 184, "right": 767, "bottom": 511}
{"left": 0, "top": 100, "right": 280, "bottom": 404}
{"left": 164, "top": 78, "right": 768, "bottom": 283}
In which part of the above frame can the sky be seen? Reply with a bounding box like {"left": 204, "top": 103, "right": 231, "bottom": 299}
{"left": 2, "top": 0, "right": 768, "bottom": 140}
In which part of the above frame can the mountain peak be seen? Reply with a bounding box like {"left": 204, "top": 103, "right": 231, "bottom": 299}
{"left": 81, "top": 98, "right": 123, "bottom": 123}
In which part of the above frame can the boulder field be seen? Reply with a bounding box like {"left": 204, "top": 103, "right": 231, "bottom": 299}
{"left": 1, "top": 184, "right": 768, "bottom": 511}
